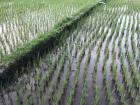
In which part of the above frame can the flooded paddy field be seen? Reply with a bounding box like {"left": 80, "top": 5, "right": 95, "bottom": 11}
{"left": 0, "top": 0, "right": 140, "bottom": 105}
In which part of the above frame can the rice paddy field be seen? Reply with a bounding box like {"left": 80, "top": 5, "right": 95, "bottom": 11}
{"left": 0, "top": 0, "right": 98, "bottom": 60}
{"left": 0, "top": 0, "right": 140, "bottom": 105}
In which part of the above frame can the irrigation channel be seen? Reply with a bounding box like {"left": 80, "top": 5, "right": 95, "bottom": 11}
{"left": 0, "top": 0, "right": 140, "bottom": 105}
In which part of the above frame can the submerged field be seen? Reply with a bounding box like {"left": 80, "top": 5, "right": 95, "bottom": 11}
{"left": 0, "top": 0, "right": 140, "bottom": 105}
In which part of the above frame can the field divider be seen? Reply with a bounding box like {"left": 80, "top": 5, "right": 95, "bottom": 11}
{"left": 0, "top": 2, "right": 103, "bottom": 85}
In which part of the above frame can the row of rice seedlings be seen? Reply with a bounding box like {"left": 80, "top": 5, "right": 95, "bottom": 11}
{"left": 111, "top": 51, "right": 129, "bottom": 105}
{"left": 92, "top": 49, "right": 100, "bottom": 105}
{"left": 102, "top": 49, "right": 114, "bottom": 105}
{"left": 126, "top": 43, "right": 140, "bottom": 95}
{"left": 130, "top": 12, "right": 139, "bottom": 68}
{"left": 131, "top": 13, "right": 138, "bottom": 59}
{"left": 117, "top": 15, "right": 127, "bottom": 50}
{"left": 135, "top": 12, "right": 140, "bottom": 68}
{"left": 79, "top": 48, "right": 91, "bottom": 105}
{"left": 100, "top": 42, "right": 110, "bottom": 104}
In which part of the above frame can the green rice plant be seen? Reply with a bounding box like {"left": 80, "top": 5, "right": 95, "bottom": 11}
{"left": 80, "top": 49, "right": 91, "bottom": 105}
{"left": 103, "top": 60, "right": 114, "bottom": 105}
{"left": 93, "top": 85, "right": 100, "bottom": 105}
{"left": 131, "top": 31, "right": 136, "bottom": 58}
